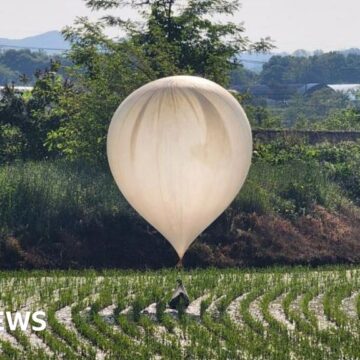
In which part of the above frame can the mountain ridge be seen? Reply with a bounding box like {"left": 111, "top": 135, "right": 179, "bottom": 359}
{"left": 1, "top": 31, "right": 360, "bottom": 71}
{"left": 0, "top": 31, "right": 69, "bottom": 51}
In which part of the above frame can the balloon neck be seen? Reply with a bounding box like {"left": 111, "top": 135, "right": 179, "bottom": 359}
{"left": 176, "top": 258, "right": 183, "bottom": 269}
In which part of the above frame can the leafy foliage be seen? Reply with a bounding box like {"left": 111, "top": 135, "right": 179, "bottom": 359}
{"left": 45, "top": 0, "right": 272, "bottom": 162}
{"left": 261, "top": 52, "right": 360, "bottom": 86}
{"left": 0, "top": 62, "right": 74, "bottom": 162}
{"left": 309, "top": 108, "right": 360, "bottom": 131}
{"left": 0, "top": 49, "right": 69, "bottom": 85}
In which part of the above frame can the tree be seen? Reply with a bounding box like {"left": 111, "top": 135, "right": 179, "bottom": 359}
{"left": 0, "top": 64, "right": 16, "bottom": 84}
{"left": 245, "top": 104, "right": 281, "bottom": 128}
{"left": 0, "top": 62, "right": 73, "bottom": 162}
{"left": 310, "top": 108, "right": 360, "bottom": 131}
{"left": 27, "top": 61, "right": 74, "bottom": 159}
{"left": 284, "top": 88, "right": 350, "bottom": 127}
{"left": 230, "top": 65, "right": 259, "bottom": 88}
{"left": 0, "top": 49, "right": 69, "bottom": 85}
{"left": 0, "top": 123, "right": 26, "bottom": 163}
{"left": 260, "top": 52, "right": 360, "bottom": 88}
{"left": 47, "top": 0, "right": 273, "bottom": 162}
{"left": 83, "top": 0, "right": 272, "bottom": 85}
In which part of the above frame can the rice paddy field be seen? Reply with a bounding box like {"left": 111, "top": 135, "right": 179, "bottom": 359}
{"left": 0, "top": 266, "right": 360, "bottom": 360}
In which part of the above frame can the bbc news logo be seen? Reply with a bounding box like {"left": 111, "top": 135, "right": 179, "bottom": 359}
{"left": 0, "top": 311, "right": 47, "bottom": 331}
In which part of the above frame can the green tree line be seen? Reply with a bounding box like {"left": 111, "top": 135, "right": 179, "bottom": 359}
{"left": 260, "top": 52, "right": 360, "bottom": 86}
{"left": 0, "top": 49, "right": 69, "bottom": 85}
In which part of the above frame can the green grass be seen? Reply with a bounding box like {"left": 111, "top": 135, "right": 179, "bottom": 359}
{"left": 0, "top": 154, "right": 355, "bottom": 268}
{"left": 0, "top": 158, "right": 340, "bottom": 238}
{"left": 0, "top": 266, "right": 359, "bottom": 359}
{"left": 0, "top": 160, "right": 132, "bottom": 239}
{"left": 235, "top": 159, "right": 339, "bottom": 216}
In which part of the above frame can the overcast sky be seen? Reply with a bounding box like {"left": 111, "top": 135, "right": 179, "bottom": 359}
{"left": 0, "top": 0, "right": 359, "bottom": 52}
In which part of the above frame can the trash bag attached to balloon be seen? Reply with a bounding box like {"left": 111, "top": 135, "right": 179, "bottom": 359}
{"left": 107, "top": 75, "right": 252, "bottom": 260}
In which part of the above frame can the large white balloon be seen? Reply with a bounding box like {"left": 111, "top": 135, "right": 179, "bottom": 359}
{"left": 107, "top": 75, "right": 252, "bottom": 259}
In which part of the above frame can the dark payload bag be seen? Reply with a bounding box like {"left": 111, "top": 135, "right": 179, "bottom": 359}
{"left": 169, "top": 280, "right": 190, "bottom": 309}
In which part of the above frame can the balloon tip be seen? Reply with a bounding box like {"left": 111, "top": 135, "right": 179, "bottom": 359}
{"left": 176, "top": 258, "right": 183, "bottom": 269}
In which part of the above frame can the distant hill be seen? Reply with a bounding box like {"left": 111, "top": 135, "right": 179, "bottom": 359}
{"left": 240, "top": 48, "right": 360, "bottom": 73}
{"left": 239, "top": 53, "right": 273, "bottom": 73}
{"left": 341, "top": 48, "right": 360, "bottom": 56}
{"left": 0, "top": 31, "right": 274, "bottom": 72}
{"left": 240, "top": 52, "right": 289, "bottom": 73}
{"left": 0, "top": 31, "right": 69, "bottom": 52}
{"left": 1, "top": 31, "right": 360, "bottom": 76}
{"left": 0, "top": 33, "right": 71, "bottom": 85}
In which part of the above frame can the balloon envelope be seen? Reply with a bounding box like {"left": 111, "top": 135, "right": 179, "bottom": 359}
{"left": 107, "top": 75, "right": 252, "bottom": 259}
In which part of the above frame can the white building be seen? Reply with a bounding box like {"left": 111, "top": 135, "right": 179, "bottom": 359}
{"left": 0, "top": 86, "right": 33, "bottom": 99}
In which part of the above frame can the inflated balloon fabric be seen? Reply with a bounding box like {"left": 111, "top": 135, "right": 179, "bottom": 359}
{"left": 107, "top": 76, "right": 252, "bottom": 259}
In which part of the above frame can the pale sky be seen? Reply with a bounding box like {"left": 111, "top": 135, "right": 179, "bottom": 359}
{"left": 0, "top": 0, "right": 359, "bottom": 52}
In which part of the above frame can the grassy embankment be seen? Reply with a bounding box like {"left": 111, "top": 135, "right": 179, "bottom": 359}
{"left": 1, "top": 139, "right": 360, "bottom": 268}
